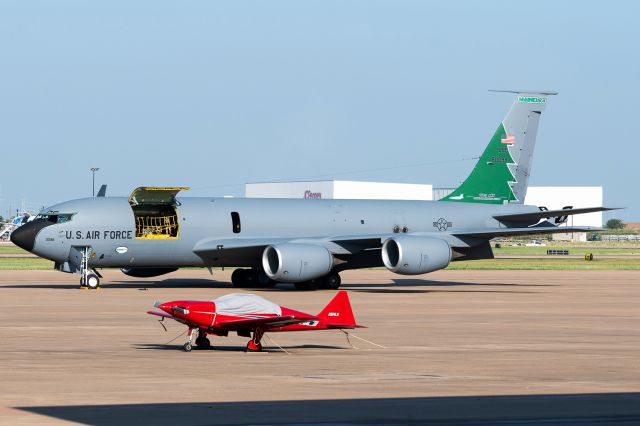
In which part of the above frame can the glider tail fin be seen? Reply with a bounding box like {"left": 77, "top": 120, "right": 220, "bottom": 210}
{"left": 441, "top": 90, "right": 557, "bottom": 204}
{"left": 317, "top": 291, "right": 359, "bottom": 328}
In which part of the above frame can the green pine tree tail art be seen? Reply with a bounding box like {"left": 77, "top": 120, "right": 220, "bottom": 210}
{"left": 441, "top": 123, "right": 517, "bottom": 204}
{"left": 441, "top": 90, "right": 554, "bottom": 204}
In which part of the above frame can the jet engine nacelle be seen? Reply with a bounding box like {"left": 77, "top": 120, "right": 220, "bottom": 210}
{"left": 121, "top": 267, "right": 179, "bottom": 278}
{"left": 381, "top": 235, "right": 451, "bottom": 275}
{"left": 262, "top": 243, "right": 333, "bottom": 282}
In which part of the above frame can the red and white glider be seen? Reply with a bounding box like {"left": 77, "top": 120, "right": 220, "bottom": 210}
{"left": 147, "top": 290, "right": 362, "bottom": 352}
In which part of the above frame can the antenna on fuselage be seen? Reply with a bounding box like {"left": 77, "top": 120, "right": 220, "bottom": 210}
{"left": 96, "top": 185, "right": 107, "bottom": 197}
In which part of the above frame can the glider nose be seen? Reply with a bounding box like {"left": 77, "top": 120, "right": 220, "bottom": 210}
{"left": 10, "top": 223, "right": 37, "bottom": 251}
{"left": 156, "top": 302, "right": 173, "bottom": 314}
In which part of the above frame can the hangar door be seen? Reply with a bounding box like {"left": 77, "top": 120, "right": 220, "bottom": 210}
{"left": 128, "top": 187, "right": 189, "bottom": 240}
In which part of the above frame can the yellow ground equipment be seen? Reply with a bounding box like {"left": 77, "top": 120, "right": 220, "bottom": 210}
{"left": 128, "top": 187, "right": 189, "bottom": 240}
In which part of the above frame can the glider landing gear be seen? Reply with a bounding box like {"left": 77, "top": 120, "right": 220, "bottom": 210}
{"left": 183, "top": 328, "right": 195, "bottom": 352}
{"left": 184, "top": 329, "right": 211, "bottom": 352}
{"left": 195, "top": 330, "right": 211, "bottom": 349}
{"left": 246, "top": 328, "right": 264, "bottom": 352}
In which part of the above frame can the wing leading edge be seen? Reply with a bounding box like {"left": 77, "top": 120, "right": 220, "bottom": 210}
{"left": 493, "top": 207, "right": 619, "bottom": 224}
{"left": 451, "top": 225, "right": 600, "bottom": 239}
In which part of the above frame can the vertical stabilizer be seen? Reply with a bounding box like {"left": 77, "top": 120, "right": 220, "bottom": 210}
{"left": 441, "top": 90, "right": 556, "bottom": 204}
{"left": 317, "top": 291, "right": 358, "bottom": 328}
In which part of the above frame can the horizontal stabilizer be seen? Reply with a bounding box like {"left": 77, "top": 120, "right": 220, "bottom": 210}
{"left": 494, "top": 207, "right": 619, "bottom": 224}
{"left": 327, "top": 324, "right": 367, "bottom": 329}
{"left": 489, "top": 89, "right": 558, "bottom": 95}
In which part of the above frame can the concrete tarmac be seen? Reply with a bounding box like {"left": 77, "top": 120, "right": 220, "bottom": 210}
{"left": 0, "top": 269, "right": 639, "bottom": 425}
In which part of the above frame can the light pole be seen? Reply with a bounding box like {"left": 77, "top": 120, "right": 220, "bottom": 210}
{"left": 90, "top": 168, "right": 100, "bottom": 196}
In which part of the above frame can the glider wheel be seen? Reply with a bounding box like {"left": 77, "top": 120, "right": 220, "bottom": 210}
{"left": 183, "top": 342, "right": 192, "bottom": 352}
{"left": 246, "top": 341, "right": 262, "bottom": 352}
{"left": 196, "top": 336, "right": 211, "bottom": 349}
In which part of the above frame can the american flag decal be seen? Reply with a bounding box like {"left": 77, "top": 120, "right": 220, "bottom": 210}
{"left": 501, "top": 134, "right": 515, "bottom": 145}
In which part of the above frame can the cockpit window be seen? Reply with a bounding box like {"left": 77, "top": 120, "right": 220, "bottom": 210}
{"left": 36, "top": 213, "right": 75, "bottom": 224}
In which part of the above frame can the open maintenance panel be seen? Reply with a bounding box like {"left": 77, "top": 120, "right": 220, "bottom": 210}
{"left": 128, "top": 187, "right": 189, "bottom": 240}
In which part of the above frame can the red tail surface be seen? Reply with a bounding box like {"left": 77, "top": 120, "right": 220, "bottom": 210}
{"left": 317, "top": 291, "right": 359, "bottom": 328}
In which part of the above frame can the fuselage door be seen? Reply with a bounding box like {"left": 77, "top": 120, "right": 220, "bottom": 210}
{"left": 128, "top": 187, "right": 189, "bottom": 206}
{"left": 128, "top": 187, "right": 190, "bottom": 240}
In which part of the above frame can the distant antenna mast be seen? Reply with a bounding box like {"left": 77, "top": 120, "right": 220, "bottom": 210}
{"left": 90, "top": 168, "right": 100, "bottom": 196}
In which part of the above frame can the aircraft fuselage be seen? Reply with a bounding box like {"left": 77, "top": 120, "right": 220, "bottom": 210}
{"left": 22, "top": 196, "right": 537, "bottom": 268}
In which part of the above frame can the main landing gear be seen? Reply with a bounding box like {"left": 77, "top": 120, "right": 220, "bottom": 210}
{"left": 294, "top": 271, "right": 342, "bottom": 291}
{"left": 231, "top": 269, "right": 276, "bottom": 288}
{"left": 195, "top": 330, "right": 211, "bottom": 349}
{"left": 246, "top": 328, "right": 264, "bottom": 352}
{"left": 232, "top": 268, "right": 342, "bottom": 291}
{"left": 181, "top": 328, "right": 264, "bottom": 353}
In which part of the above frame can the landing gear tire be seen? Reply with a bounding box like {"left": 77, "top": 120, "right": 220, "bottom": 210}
{"left": 245, "top": 341, "right": 262, "bottom": 352}
{"left": 231, "top": 269, "right": 249, "bottom": 288}
{"left": 321, "top": 272, "right": 341, "bottom": 290}
{"left": 246, "top": 328, "right": 264, "bottom": 352}
{"left": 195, "top": 336, "right": 211, "bottom": 349}
{"left": 86, "top": 274, "right": 100, "bottom": 289}
{"left": 257, "top": 271, "right": 277, "bottom": 288}
{"left": 294, "top": 280, "right": 319, "bottom": 291}
{"left": 233, "top": 269, "right": 276, "bottom": 289}
{"left": 183, "top": 342, "right": 193, "bottom": 352}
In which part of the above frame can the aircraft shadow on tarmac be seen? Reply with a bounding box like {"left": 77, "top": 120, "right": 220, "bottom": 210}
{"left": 16, "top": 393, "right": 640, "bottom": 426}
{"left": 340, "top": 279, "right": 546, "bottom": 294}
{"left": 132, "top": 343, "right": 347, "bottom": 352}
{"left": 2, "top": 278, "right": 232, "bottom": 290}
{"left": 3, "top": 277, "right": 553, "bottom": 292}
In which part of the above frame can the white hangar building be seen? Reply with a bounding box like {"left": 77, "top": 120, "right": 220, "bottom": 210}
{"left": 245, "top": 181, "right": 604, "bottom": 229}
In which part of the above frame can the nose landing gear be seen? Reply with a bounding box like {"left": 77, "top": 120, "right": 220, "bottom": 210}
{"left": 183, "top": 329, "right": 212, "bottom": 352}
{"left": 183, "top": 328, "right": 195, "bottom": 352}
{"left": 81, "top": 273, "right": 101, "bottom": 289}
{"left": 78, "top": 247, "right": 102, "bottom": 290}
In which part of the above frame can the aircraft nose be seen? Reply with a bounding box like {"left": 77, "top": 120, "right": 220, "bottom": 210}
{"left": 10, "top": 223, "right": 37, "bottom": 251}
{"left": 157, "top": 302, "right": 173, "bottom": 314}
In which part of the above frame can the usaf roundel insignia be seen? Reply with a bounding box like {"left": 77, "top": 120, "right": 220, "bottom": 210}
{"left": 433, "top": 218, "right": 453, "bottom": 231}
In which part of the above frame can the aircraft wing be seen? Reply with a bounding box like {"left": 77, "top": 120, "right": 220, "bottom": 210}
{"left": 193, "top": 220, "right": 603, "bottom": 260}
{"left": 147, "top": 310, "right": 173, "bottom": 319}
{"left": 147, "top": 310, "right": 192, "bottom": 326}
{"left": 450, "top": 225, "right": 601, "bottom": 239}
{"left": 218, "top": 314, "right": 318, "bottom": 331}
{"left": 193, "top": 236, "right": 369, "bottom": 260}
{"left": 493, "top": 207, "right": 619, "bottom": 224}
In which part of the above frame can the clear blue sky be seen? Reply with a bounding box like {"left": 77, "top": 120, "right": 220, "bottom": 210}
{"left": 1, "top": 1, "right": 637, "bottom": 222}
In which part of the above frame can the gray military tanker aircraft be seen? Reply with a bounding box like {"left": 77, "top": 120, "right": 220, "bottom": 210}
{"left": 11, "top": 91, "right": 615, "bottom": 289}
